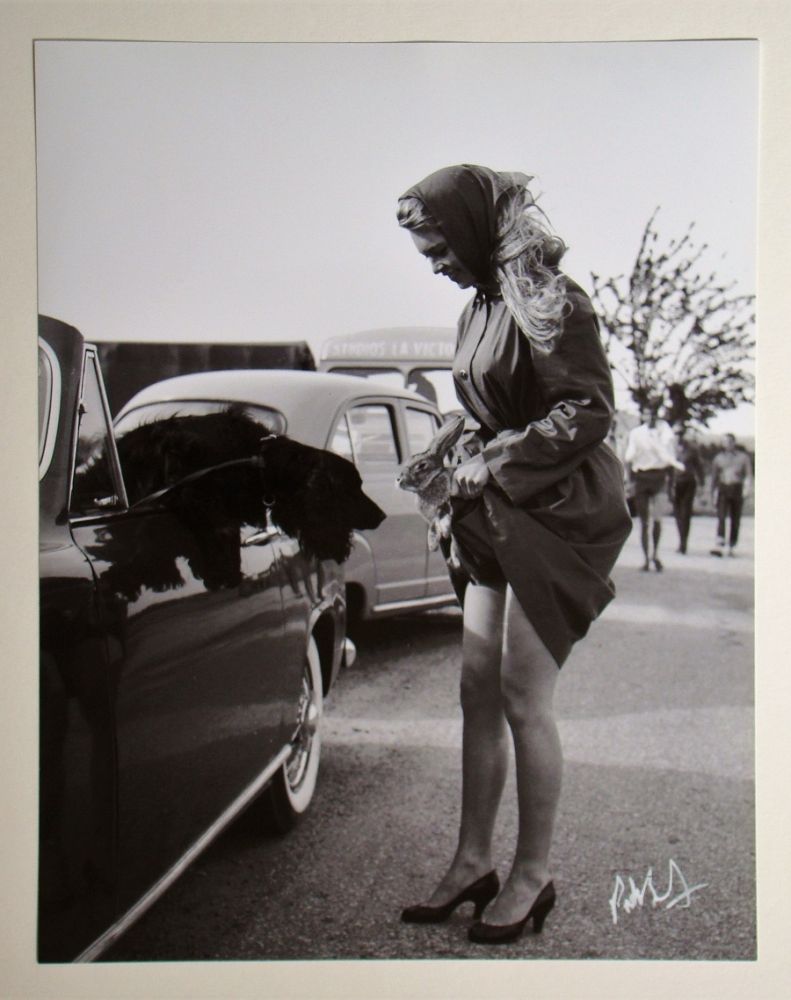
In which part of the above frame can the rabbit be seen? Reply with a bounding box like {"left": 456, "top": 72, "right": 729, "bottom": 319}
{"left": 397, "top": 413, "right": 467, "bottom": 551}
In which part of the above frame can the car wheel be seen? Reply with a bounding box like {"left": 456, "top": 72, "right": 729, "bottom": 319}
{"left": 263, "top": 636, "right": 323, "bottom": 833}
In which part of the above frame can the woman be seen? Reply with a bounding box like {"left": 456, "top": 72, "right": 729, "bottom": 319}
{"left": 396, "top": 164, "right": 631, "bottom": 945}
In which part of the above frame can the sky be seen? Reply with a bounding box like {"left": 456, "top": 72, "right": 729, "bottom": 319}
{"left": 34, "top": 40, "right": 758, "bottom": 435}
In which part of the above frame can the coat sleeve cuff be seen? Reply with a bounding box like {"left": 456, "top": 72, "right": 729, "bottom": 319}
{"left": 481, "top": 435, "right": 538, "bottom": 505}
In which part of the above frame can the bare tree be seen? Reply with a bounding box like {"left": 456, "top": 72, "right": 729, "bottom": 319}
{"left": 590, "top": 209, "right": 755, "bottom": 426}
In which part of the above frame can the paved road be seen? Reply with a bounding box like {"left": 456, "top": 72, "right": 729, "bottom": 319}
{"left": 106, "top": 516, "right": 755, "bottom": 962}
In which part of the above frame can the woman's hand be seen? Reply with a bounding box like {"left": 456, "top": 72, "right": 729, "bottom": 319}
{"left": 450, "top": 453, "right": 490, "bottom": 498}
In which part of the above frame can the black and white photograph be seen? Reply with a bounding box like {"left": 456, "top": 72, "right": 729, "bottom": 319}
{"left": 4, "top": 2, "right": 790, "bottom": 996}
{"left": 32, "top": 35, "right": 758, "bottom": 965}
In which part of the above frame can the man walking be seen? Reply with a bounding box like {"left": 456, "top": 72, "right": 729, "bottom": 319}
{"left": 710, "top": 433, "right": 753, "bottom": 557}
{"left": 624, "top": 404, "right": 684, "bottom": 571}
{"left": 671, "top": 422, "right": 704, "bottom": 554}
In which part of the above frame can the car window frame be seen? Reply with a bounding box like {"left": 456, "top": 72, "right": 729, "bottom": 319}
{"left": 326, "top": 393, "right": 444, "bottom": 474}
{"left": 68, "top": 347, "right": 129, "bottom": 518}
{"left": 114, "top": 399, "right": 288, "bottom": 440}
{"left": 328, "top": 411, "right": 354, "bottom": 460}
{"left": 331, "top": 398, "right": 403, "bottom": 472}
{"left": 403, "top": 405, "right": 441, "bottom": 455}
{"left": 38, "top": 337, "right": 62, "bottom": 481}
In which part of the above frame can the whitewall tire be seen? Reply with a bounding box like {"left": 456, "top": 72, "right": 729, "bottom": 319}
{"left": 264, "top": 637, "right": 323, "bottom": 833}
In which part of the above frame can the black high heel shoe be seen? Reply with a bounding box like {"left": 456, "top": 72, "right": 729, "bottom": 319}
{"left": 401, "top": 870, "right": 500, "bottom": 924}
{"left": 467, "top": 880, "right": 556, "bottom": 944}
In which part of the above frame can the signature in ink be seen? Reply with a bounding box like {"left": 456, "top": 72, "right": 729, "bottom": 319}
{"left": 609, "top": 859, "right": 707, "bottom": 925}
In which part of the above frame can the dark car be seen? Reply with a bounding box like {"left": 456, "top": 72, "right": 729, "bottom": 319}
{"left": 116, "top": 368, "right": 459, "bottom": 631}
{"left": 38, "top": 317, "right": 348, "bottom": 962}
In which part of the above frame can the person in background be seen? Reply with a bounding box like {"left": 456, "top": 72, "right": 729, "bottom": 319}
{"left": 624, "top": 404, "right": 683, "bottom": 572}
{"left": 670, "top": 422, "right": 704, "bottom": 554}
{"left": 710, "top": 433, "right": 753, "bottom": 557}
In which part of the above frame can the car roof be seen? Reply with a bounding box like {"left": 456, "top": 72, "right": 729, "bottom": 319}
{"left": 116, "top": 368, "right": 435, "bottom": 446}
{"left": 322, "top": 326, "right": 456, "bottom": 342}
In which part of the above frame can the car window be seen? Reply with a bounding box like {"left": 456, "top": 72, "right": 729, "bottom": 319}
{"left": 328, "top": 367, "right": 405, "bottom": 392}
{"left": 404, "top": 407, "right": 440, "bottom": 456}
{"left": 71, "top": 353, "right": 124, "bottom": 513}
{"left": 407, "top": 367, "right": 458, "bottom": 412}
{"left": 346, "top": 404, "right": 400, "bottom": 472}
{"left": 38, "top": 339, "right": 61, "bottom": 477}
{"left": 329, "top": 414, "right": 354, "bottom": 459}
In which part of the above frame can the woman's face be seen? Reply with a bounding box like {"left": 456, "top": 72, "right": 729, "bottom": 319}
{"left": 410, "top": 227, "right": 477, "bottom": 290}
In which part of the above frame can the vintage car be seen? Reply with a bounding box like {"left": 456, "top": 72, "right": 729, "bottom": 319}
{"left": 115, "top": 367, "right": 459, "bottom": 630}
{"left": 38, "top": 317, "right": 351, "bottom": 962}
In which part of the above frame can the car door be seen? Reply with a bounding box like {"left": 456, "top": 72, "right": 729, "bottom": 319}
{"left": 66, "top": 349, "right": 296, "bottom": 928}
{"left": 38, "top": 341, "right": 121, "bottom": 961}
{"left": 402, "top": 405, "right": 457, "bottom": 600}
{"left": 330, "top": 399, "right": 427, "bottom": 608}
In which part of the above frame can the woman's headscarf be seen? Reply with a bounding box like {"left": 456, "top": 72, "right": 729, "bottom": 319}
{"left": 399, "top": 164, "right": 533, "bottom": 289}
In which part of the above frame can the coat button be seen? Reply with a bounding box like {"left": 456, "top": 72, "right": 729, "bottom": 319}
{"left": 459, "top": 368, "right": 468, "bottom": 379}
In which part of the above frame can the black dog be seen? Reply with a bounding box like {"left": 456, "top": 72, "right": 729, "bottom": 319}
{"left": 111, "top": 405, "right": 268, "bottom": 504}
{"left": 111, "top": 405, "right": 386, "bottom": 564}
{"left": 257, "top": 433, "right": 386, "bottom": 563}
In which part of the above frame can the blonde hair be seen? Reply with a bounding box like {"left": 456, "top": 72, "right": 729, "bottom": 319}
{"left": 397, "top": 184, "right": 569, "bottom": 354}
{"left": 492, "top": 184, "right": 568, "bottom": 353}
{"left": 396, "top": 196, "right": 434, "bottom": 232}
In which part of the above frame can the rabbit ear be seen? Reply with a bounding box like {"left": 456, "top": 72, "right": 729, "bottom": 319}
{"left": 428, "top": 413, "right": 466, "bottom": 458}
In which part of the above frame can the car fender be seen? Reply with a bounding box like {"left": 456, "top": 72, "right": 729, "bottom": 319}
{"left": 341, "top": 530, "right": 376, "bottom": 611}
{"left": 308, "top": 562, "right": 346, "bottom": 693}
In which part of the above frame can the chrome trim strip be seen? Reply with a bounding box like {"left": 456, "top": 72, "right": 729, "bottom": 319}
{"left": 75, "top": 745, "right": 291, "bottom": 963}
{"left": 370, "top": 592, "right": 457, "bottom": 614}
{"left": 376, "top": 578, "right": 431, "bottom": 592}
{"left": 89, "top": 347, "right": 129, "bottom": 508}
{"left": 66, "top": 347, "right": 129, "bottom": 514}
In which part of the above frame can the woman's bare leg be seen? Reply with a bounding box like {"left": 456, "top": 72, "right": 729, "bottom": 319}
{"left": 481, "top": 586, "right": 562, "bottom": 924}
{"left": 422, "top": 582, "right": 509, "bottom": 905}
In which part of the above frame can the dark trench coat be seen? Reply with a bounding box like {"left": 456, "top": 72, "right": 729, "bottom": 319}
{"left": 448, "top": 275, "right": 632, "bottom": 667}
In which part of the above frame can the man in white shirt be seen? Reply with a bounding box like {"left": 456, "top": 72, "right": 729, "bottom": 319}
{"left": 624, "top": 405, "right": 684, "bottom": 571}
